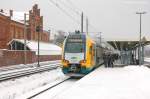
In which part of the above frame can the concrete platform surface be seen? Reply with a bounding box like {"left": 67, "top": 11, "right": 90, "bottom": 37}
{"left": 54, "top": 66, "right": 150, "bottom": 99}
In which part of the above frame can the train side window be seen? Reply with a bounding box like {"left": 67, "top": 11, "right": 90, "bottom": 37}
{"left": 89, "top": 46, "right": 92, "bottom": 53}
{"left": 90, "top": 45, "right": 95, "bottom": 56}
{"left": 80, "top": 48, "right": 83, "bottom": 52}
{"left": 93, "top": 48, "right": 95, "bottom": 56}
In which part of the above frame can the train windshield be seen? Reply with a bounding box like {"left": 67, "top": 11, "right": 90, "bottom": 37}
{"left": 65, "top": 42, "right": 85, "bottom": 53}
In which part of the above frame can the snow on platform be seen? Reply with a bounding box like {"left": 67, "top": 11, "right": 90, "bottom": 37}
{"left": 54, "top": 66, "right": 150, "bottom": 99}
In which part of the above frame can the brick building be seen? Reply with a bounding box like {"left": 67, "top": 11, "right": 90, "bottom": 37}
{"left": 0, "top": 4, "right": 60, "bottom": 67}
{"left": 0, "top": 4, "right": 50, "bottom": 49}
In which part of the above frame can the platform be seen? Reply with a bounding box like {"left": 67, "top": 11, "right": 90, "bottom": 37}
{"left": 54, "top": 65, "right": 150, "bottom": 99}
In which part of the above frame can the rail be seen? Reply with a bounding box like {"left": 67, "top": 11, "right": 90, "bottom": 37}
{"left": 0, "top": 63, "right": 61, "bottom": 82}
{"left": 27, "top": 78, "right": 70, "bottom": 99}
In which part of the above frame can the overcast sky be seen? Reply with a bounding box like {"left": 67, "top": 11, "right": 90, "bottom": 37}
{"left": 0, "top": 0, "right": 150, "bottom": 40}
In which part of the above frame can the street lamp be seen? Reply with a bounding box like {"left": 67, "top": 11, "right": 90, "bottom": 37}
{"left": 48, "top": 29, "right": 51, "bottom": 41}
{"left": 99, "top": 32, "right": 102, "bottom": 46}
{"left": 96, "top": 32, "right": 102, "bottom": 46}
{"left": 136, "top": 11, "right": 146, "bottom": 66}
{"left": 24, "top": 13, "right": 28, "bottom": 65}
{"left": 36, "top": 25, "right": 41, "bottom": 67}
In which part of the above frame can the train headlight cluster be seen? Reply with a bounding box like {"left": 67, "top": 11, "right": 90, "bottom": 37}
{"left": 62, "top": 59, "right": 69, "bottom": 66}
{"left": 80, "top": 60, "right": 86, "bottom": 66}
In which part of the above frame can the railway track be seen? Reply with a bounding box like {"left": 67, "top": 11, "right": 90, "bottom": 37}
{"left": 27, "top": 78, "right": 71, "bottom": 99}
{"left": 0, "top": 63, "right": 61, "bottom": 82}
{"left": 0, "top": 60, "right": 60, "bottom": 72}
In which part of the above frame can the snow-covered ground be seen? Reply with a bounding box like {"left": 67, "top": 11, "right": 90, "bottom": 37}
{"left": 53, "top": 66, "right": 150, "bottom": 99}
{"left": 0, "top": 58, "right": 150, "bottom": 99}
{"left": 0, "top": 67, "right": 67, "bottom": 99}
{"left": 30, "top": 79, "right": 78, "bottom": 99}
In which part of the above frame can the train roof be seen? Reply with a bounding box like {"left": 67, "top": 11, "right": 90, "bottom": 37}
{"left": 68, "top": 33, "right": 96, "bottom": 44}
{"left": 67, "top": 32, "right": 115, "bottom": 50}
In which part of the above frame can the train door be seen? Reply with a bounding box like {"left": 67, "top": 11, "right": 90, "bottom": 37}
{"left": 90, "top": 44, "right": 95, "bottom": 66}
{"left": 89, "top": 46, "right": 92, "bottom": 65}
{"left": 93, "top": 44, "right": 96, "bottom": 65}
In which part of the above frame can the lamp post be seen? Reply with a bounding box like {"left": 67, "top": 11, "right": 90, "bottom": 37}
{"left": 24, "top": 13, "right": 27, "bottom": 65}
{"left": 48, "top": 29, "right": 51, "bottom": 41}
{"left": 86, "top": 17, "right": 88, "bottom": 35}
{"left": 136, "top": 11, "right": 146, "bottom": 66}
{"left": 99, "top": 32, "right": 102, "bottom": 46}
{"left": 81, "top": 12, "right": 83, "bottom": 33}
{"left": 96, "top": 32, "right": 102, "bottom": 46}
{"left": 36, "top": 25, "right": 41, "bottom": 67}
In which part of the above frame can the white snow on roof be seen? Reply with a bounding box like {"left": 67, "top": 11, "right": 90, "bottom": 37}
{"left": 12, "top": 11, "right": 29, "bottom": 24}
{"left": 8, "top": 39, "right": 62, "bottom": 55}
{"left": 0, "top": 10, "right": 9, "bottom": 16}
{"left": 0, "top": 10, "right": 29, "bottom": 24}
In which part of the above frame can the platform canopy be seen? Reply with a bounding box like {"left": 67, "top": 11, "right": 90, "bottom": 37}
{"left": 106, "top": 36, "right": 150, "bottom": 51}
{"left": 8, "top": 39, "right": 62, "bottom": 55}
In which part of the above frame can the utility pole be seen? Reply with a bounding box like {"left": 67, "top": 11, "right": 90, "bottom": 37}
{"left": 86, "top": 17, "right": 88, "bottom": 35}
{"left": 99, "top": 32, "right": 102, "bottom": 46}
{"left": 36, "top": 26, "right": 41, "bottom": 67}
{"left": 48, "top": 29, "right": 51, "bottom": 41}
{"left": 81, "top": 12, "right": 83, "bottom": 33}
{"left": 136, "top": 11, "right": 146, "bottom": 66}
{"left": 24, "top": 13, "right": 27, "bottom": 65}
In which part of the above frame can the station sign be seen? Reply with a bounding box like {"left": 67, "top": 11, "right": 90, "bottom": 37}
{"left": 68, "top": 39, "right": 83, "bottom": 42}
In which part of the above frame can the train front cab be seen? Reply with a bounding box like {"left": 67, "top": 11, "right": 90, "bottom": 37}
{"left": 62, "top": 35, "right": 97, "bottom": 76}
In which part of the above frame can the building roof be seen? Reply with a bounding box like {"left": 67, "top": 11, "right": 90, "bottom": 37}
{"left": 12, "top": 11, "right": 29, "bottom": 24}
{"left": 0, "top": 10, "right": 10, "bottom": 16}
{"left": 0, "top": 10, "right": 29, "bottom": 24}
{"left": 8, "top": 39, "right": 62, "bottom": 55}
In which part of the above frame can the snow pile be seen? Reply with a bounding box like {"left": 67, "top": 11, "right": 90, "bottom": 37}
{"left": 0, "top": 68, "right": 67, "bottom": 99}
{"left": 54, "top": 66, "right": 150, "bottom": 99}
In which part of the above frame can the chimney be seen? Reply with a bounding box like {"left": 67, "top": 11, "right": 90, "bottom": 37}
{"left": 0, "top": 9, "right": 3, "bottom": 13}
{"left": 33, "top": 4, "right": 38, "bottom": 11}
{"left": 9, "top": 10, "right": 13, "bottom": 17}
{"left": 34, "top": 4, "right": 38, "bottom": 9}
{"left": 37, "top": 9, "right": 40, "bottom": 16}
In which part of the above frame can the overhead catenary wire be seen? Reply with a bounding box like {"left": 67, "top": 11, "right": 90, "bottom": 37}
{"left": 57, "top": 0, "right": 81, "bottom": 16}
{"left": 49, "top": 0, "right": 100, "bottom": 33}
{"left": 49, "top": 0, "right": 80, "bottom": 25}
{"left": 64, "top": 0, "right": 99, "bottom": 32}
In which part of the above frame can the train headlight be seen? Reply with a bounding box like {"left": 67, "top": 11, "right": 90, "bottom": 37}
{"left": 62, "top": 59, "right": 69, "bottom": 66}
{"left": 80, "top": 60, "right": 86, "bottom": 66}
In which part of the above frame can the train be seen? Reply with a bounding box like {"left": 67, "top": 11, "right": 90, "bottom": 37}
{"left": 61, "top": 32, "right": 117, "bottom": 77}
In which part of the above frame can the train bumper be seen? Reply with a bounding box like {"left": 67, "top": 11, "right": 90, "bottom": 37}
{"left": 80, "top": 67, "right": 93, "bottom": 74}
{"left": 62, "top": 65, "right": 93, "bottom": 75}
{"left": 62, "top": 67, "right": 69, "bottom": 74}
